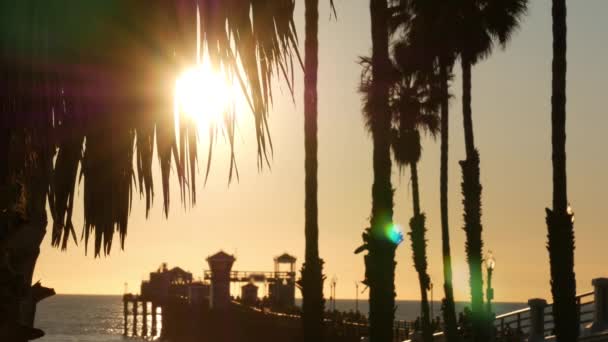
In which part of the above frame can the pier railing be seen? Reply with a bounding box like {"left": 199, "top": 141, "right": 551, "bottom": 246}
{"left": 394, "top": 319, "right": 426, "bottom": 341}
{"left": 493, "top": 291, "right": 594, "bottom": 340}
{"left": 234, "top": 301, "right": 369, "bottom": 341}
{"left": 203, "top": 270, "right": 295, "bottom": 282}
{"left": 403, "top": 277, "right": 608, "bottom": 342}
{"left": 494, "top": 307, "right": 531, "bottom": 336}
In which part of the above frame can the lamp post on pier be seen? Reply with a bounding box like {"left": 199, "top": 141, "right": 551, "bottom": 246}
{"left": 330, "top": 276, "right": 338, "bottom": 311}
{"left": 485, "top": 251, "right": 496, "bottom": 314}
{"left": 355, "top": 281, "right": 360, "bottom": 314}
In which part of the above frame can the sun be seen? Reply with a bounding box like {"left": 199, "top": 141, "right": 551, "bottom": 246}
{"left": 174, "top": 61, "right": 235, "bottom": 130}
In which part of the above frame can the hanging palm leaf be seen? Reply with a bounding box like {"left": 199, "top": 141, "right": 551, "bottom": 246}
{"left": 0, "top": 0, "right": 302, "bottom": 256}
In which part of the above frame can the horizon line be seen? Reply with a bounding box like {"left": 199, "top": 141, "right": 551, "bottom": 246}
{"left": 50, "top": 293, "right": 528, "bottom": 304}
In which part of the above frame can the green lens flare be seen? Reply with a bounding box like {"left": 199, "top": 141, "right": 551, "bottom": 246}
{"left": 386, "top": 223, "right": 404, "bottom": 245}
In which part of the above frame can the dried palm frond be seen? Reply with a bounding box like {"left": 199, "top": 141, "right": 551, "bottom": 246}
{"left": 200, "top": 0, "right": 302, "bottom": 167}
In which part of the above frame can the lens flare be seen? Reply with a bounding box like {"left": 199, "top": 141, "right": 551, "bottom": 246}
{"left": 386, "top": 223, "right": 404, "bottom": 245}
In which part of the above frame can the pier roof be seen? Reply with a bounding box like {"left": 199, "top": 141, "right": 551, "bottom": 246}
{"left": 274, "top": 253, "right": 296, "bottom": 263}
{"left": 207, "top": 250, "right": 236, "bottom": 262}
{"left": 168, "top": 267, "right": 190, "bottom": 277}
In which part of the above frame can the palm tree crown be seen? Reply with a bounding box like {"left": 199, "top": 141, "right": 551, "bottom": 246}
{"left": 457, "top": 0, "right": 529, "bottom": 63}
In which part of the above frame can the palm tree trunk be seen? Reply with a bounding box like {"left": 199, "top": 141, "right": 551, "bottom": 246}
{"left": 417, "top": 275, "right": 432, "bottom": 342}
{"left": 551, "top": 0, "right": 568, "bottom": 216}
{"left": 439, "top": 57, "right": 460, "bottom": 342}
{"left": 11, "top": 207, "right": 48, "bottom": 333}
{"left": 461, "top": 57, "right": 475, "bottom": 159}
{"left": 366, "top": 0, "right": 396, "bottom": 341}
{"left": 0, "top": 126, "right": 14, "bottom": 338}
{"left": 16, "top": 144, "right": 52, "bottom": 341}
{"left": 301, "top": 0, "right": 325, "bottom": 341}
{"left": 547, "top": 1, "right": 577, "bottom": 341}
{"left": 0, "top": 126, "right": 8, "bottom": 182}
{"left": 460, "top": 55, "right": 486, "bottom": 342}
{"left": 0, "top": 132, "right": 52, "bottom": 341}
{"left": 409, "top": 162, "right": 432, "bottom": 342}
{"left": 411, "top": 163, "right": 421, "bottom": 218}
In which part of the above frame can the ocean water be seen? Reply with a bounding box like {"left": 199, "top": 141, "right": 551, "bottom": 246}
{"left": 36, "top": 295, "right": 129, "bottom": 342}
{"left": 35, "top": 295, "right": 526, "bottom": 341}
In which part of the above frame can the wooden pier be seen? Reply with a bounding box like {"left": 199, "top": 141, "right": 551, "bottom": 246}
{"left": 123, "top": 252, "right": 608, "bottom": 342}
{"left": 156, "top": 299, "right": 369, "bottom": 342}
{"left": 122, "top": 252, "right": 371, "bottom": 341}
{"left": 122, "top": 294, "right": 161, "bottom": 338}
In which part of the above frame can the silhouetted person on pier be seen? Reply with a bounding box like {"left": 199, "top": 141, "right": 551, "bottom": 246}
{"left": 413, "top": 317, "right": 421, "bottom": 331}
{"left": 458, "top": 311, "right": 465, "bottom": 327}
{"left": 433, "top": 316, "right": 441, "bottom": 332}
{"left": 458, "top": 307, "right": 473, "bottom": 338}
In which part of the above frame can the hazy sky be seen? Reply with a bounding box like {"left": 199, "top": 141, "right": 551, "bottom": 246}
{"left": 34, "top": 0, "right": 608, "bottom": 303}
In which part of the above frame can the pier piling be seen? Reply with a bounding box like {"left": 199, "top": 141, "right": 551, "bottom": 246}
{"left": 588, "top": 278, "right": 608, "bottom": 333}
{"left": 528, "top": 298, "right": 547, "bottom": 342}
{"left": 123, "top": 297, "right": 128, "bottom": 335}
{"left": 142, "top": 301, "right": 148, "bottom": 337}
{"left": 122, "top": 295, "right": 164, "bottom": 338}
{"left": 132, "top": 300, "right": 138, "bottom": 336}
{"left": 151, "top": 303, "right": 158, "bottom": 336}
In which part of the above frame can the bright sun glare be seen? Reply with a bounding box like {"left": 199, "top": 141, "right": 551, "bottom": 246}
{"left": 175, "top": 61, "right": 240, "bottom": 130}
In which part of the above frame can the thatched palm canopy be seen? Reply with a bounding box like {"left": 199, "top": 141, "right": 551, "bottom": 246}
{"left": 0, "top": 0, "right": 301, "bottom": 256}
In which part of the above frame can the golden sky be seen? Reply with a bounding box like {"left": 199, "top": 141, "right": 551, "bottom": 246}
{"left": 35, "top": 0, "right": 608, "bottom": 303}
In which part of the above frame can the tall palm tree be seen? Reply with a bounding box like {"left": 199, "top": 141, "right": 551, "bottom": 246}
{"left": 546, "top": 1, "right": 577, "bottom": 341}
{"left": 437, "top": 59, "right": 461, "bottom": 342}
{"left": 388, "top": 41, "right": 441, "bottom": 342}
{"left": 424, "top": 6, "right": 460, "bottom": 341}
{"left": 436, "top": 54, "right": 461, "bottom": 342}
{"left": 0, "top": 1, "right": 302, "bottom": 339}
{"left": 300, "top": 0, "right": 334, "bottom": 340}
{"left": 355, "top": 0, "right": 399, "bottom": 341}
{"left": 390, "top": 2, "right": 460, "bottom": 339}
{"left": 455, "top": 1, "right": 527, "bottom": 339}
